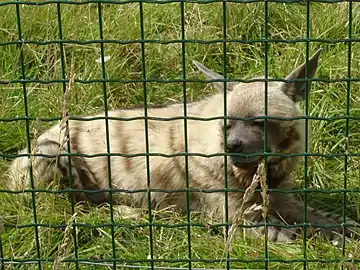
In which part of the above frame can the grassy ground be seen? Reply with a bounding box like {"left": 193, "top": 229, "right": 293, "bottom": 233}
{"left": 1, "top": 1, "right": 360, "bottom": 269}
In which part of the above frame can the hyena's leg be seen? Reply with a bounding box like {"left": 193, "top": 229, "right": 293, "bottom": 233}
{"left": 8, "top": 139, "right": 107, "bottom": 204}
{"left": 242, "top": 203, "right": 300, "bottom": 243}
{"left": 196, "top": 192, "right": 241, "bottom": 223}
{"left": 239, "top": 190, "right": 359, "bottom": 243}
{"left": 247, "top": 192, "right": 359, "bottom": 243}
{"left": 197, "top": 192, "right": 298, "bottom": 242}
{"left": 8, "top": 140, "right": 65, "bottom": 190}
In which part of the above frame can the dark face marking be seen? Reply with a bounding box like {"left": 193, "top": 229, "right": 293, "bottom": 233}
{"left": 220, "top": 119, "right": 264, "bottom": 166}
{"left": 220, "top": 118, "right": 285, "bottom": 167}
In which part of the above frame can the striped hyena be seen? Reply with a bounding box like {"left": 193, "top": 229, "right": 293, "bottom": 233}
{"left": 8, "top": 49, "right": 358, "bottom": 242}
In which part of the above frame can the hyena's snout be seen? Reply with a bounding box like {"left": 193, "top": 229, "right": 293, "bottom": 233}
{"left": 227, "top": 136, "right": 264, "bottom": 165}
{"left": 226, "top": 138, "right": 244, "bottom": 153}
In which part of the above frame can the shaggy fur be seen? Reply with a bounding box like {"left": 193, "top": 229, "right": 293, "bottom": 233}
{"left": 8, "top": 49, "right": 358, "bottom": 242}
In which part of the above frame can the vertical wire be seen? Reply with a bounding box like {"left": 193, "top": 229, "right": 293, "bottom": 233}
{"left": 342, "top": 0, "right": 352, "bottom": 265}
{"left": 263, "top": 0, "right": 269, "bottom": 269}
{"left": 180, "top": 2, "right": 192, "bottom": 269}
{"left": 0, "top": 235, "right": 4, "bottom": 270}
{"left": 15, "top": 1, "right": 42, "bottom": 269}
{"left": 97, "top": 2, "right": 117, "bottom": 269}
{"left": 56, "top": 3, "right": 79, "bottom": 269}
{"left": 139, "top": 2, "right": 155, "bottom": 269}
{"left": 222, "top": 1, "right": 230, "bottom": 270}
{"left": 303, "top": 2, "right": 311, "bottom": 269}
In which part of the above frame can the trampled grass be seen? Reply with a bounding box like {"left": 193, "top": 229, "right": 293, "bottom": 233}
{"left": 1, "top": 1, "right": 360, "bottom": 269}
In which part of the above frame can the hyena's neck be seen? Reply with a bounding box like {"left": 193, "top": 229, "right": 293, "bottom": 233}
{"left": 227, "top": 157, "right": 298, "bottom": 190}
{"left": 196, "top": 93, "right": 224, "bottom": 117}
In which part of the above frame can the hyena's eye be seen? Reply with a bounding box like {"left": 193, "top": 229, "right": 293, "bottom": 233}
{"left": 251, "top": 120, "right": 265, "bottom": 129}
{"left": 222, "top": 121, "right": 233, "bottom": 131}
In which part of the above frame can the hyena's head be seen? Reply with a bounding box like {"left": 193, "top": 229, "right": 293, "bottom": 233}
{"left": 194, "top": 49, "right": 322, "bottom": 167}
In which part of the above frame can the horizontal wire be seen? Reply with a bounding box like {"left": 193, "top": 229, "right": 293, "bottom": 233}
{"left": 2, "top": 187, "right": 360, "bottom": 195}
{"left": 0, "top": 0, "right": 352, "bottom": 7}
{"left": 1, "top": 37, "right": 360, "bottom": 47}
{"left": 1, "top": 115, "right": 360, "bottom": 123}
{"left": 1, "top": 78, "right": 359, "bottom": 86}
{"left": 2, "top": 152, "right": 360, "bottom": 159}
{"left": 1, "top": 258, "right": 359, "bottom": 265}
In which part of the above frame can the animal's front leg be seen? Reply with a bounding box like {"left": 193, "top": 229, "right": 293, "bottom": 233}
{"left": 241, "top": 200, "right": 299, "bottom": 243}
{"left": 197, "top": 190, "right": 299, "bottom": 242}
{"left": 196, "top": 192, "right": 243, "bottom": 224}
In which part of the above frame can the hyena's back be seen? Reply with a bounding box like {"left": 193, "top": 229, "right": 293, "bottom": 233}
{"left": 8, "top": 106, "right": 203, "bottom": 209}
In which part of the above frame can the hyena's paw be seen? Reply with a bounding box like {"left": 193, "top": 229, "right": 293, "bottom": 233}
{"left": 244, "top": 221, "right": 299, "bottom": 243}
{"left": 241, "top": 203, "right": 300, "bottom": 243}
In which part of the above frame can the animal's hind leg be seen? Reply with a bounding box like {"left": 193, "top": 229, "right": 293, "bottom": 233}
{"left": 9, "top": 139, "right": 83, "bottom": 200}
{"left": 59, "top": 154, "right": 109, "bottom": 204}
{"left": 8, "top": 139, "right": 67, "bottom": 191}
{"left": 8, "top": 139, "right": 108, "bottom": 204}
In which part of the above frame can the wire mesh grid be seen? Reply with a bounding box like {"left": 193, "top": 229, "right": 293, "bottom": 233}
{"left": 0, "top": 0, "right": 359, "bottom": 269}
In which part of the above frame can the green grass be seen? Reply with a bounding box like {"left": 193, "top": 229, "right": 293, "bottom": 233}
{"left": 1, "top": 1, "right": 360, "bottom": 269}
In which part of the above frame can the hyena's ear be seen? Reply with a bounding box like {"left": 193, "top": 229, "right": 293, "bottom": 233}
{"left": 281, "top": 48, "right": 322, "bottom": 102}
{"left": 193, "top": 60, "right": 236, "bottom": 92}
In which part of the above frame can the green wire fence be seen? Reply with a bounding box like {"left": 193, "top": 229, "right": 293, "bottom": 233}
{"left": 0, "top": 0, "right": 359, "bottom": 269}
